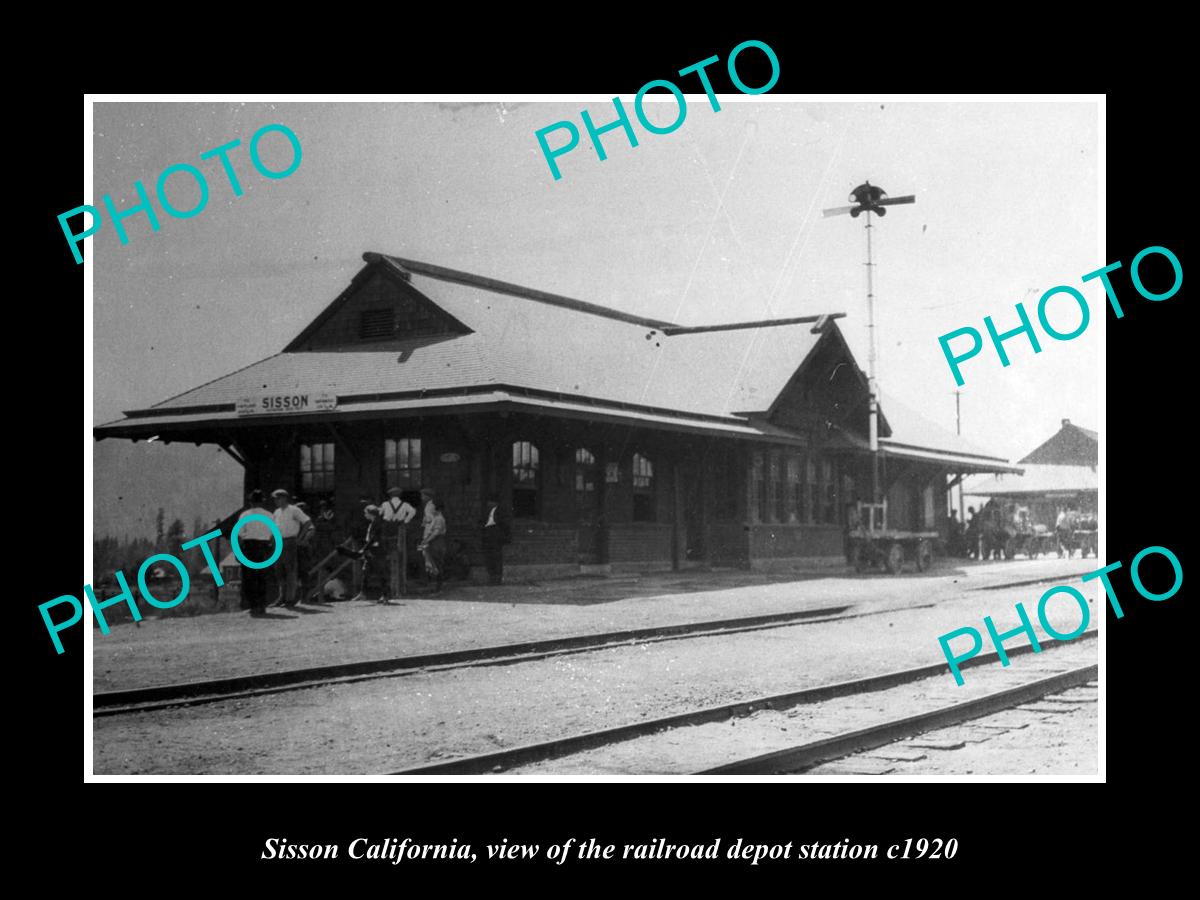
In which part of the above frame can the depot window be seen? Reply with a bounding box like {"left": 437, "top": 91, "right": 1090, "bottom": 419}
{"left": 299, "top": 442, "right": 335, "bottom": 494}
{"left": 575, "top": 447, "right": 597, "bottom": 496}
{"left": 821, "top": 458, "right": 837, "bottom": 524}
{"left": 804, "top": 457, "right": 817, "bottom": 524}
{"left": 752, "top": 451, "right": 767, "bottom": 524}
{"left": 786, "top": 453, "right": 802, "bottom": 523}
{"left": 632, "top": 452, "right": 655, "bottom": 522}
{"left": 512, "top": 441, "right": 540, "bottom": 518}
{"left": 385, "top": 438, "right": 423, "bottom": 490}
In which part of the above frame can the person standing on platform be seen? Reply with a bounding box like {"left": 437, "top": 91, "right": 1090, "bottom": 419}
{"left": 964, "top": 506, "right": 979, "bottom": 560}
{"left": 357, "top": 504, "right": 386, "bottom": 603}
{"left": 480, "top": 495, "right": 510, "bottom": 585}
{"left": 420, "top": 488, "right": 436, "bottom": 526}
{"left": 418, "top": 499, "right": 448, "bottom": 594}
{"left": 381, "top": 486, "right": 417, "bottom": 599}
{"left": 271, "top": 488, "right": 313, "bottom": 608}
{"left": 350, "top": 496, "right": 372, "bottom": 596}
{"left": 232, "top": 489, "right": 275, "bottom": 617}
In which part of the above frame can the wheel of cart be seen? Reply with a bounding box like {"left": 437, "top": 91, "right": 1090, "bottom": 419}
{"left": 885, "top": 541, "right": 904, "bottom": 575}
{"left": 915, "top": 539, "right": 933, "bottom": 572}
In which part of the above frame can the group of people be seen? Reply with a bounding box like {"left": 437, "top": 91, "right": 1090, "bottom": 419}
{"left": 217, "top": 487, "right": 315, "bottom": 617}
{"left": 219, "top": 487, "right": 512, "bottom": 616}
{"left": 350, "top": 487, "right": 448, "bottom": 602}
{"left": 946, "top": 501, "right": 1090, "bottom": 560}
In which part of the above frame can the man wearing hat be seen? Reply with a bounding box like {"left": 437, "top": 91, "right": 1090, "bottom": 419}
{"left": 380, "top": 486, "right": 417, "bottom": 598}
{"left": 271, "top": 488, "right": 314, "bottom": 608}
{"left": 346, "top": 504, "right": 386, "bottom": 602}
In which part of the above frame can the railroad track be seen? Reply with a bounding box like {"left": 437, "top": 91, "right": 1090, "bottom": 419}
{"left": 95, "top": 602, "right": 864, "bottom": 716}
{"left": 94, "top": 568, "right": 1092, "bottom": 718}
{"left": 391, "top": 629, "right": 1097, "bottom": 775}
{"left": 702, "top": 663, "right": 1096, "bottom": 774}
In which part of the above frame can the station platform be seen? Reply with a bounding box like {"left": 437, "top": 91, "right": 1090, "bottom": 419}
{"left": 91, "top": 557, "right": 1096, "bottom": 694}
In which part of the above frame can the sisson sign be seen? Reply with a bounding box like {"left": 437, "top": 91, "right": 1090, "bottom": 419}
{"left": 236, "top": 392, "right": 337, "bottom": 417}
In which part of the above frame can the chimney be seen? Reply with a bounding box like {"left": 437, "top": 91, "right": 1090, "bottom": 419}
{"left": 1062, "top": 418, "right": 1070, "bottom": 427}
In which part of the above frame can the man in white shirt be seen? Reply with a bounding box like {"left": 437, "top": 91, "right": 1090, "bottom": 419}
{"left": 228, "top": 489, "right": 276, "bottom": 616}
{"left": 272, "top": 488, "right": 313, "bottom": 608}
{"left": 381, "top": 487, "right": 417, "bottom": 598}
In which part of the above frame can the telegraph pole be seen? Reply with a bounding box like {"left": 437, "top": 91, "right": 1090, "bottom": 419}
{"left": 824, "top": 182, "right": 916, "bottom": 509}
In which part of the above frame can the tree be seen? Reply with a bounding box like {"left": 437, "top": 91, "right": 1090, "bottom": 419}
{"left": 166, "top": 518, "right": 186, "bottom": 558}
{"left": 155, "top": 507, "right": 165, "bottom": 549}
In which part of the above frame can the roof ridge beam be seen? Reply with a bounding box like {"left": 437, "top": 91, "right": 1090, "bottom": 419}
{"left": 662, "top": 313, "right": 846, "bottom": 336}
{"left": 368, "top": 253, "right": 679, "bottom": 330}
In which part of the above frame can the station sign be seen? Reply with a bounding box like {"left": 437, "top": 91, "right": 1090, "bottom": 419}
{"left": 236, "top": 392, "right": 338, "bottom": 417}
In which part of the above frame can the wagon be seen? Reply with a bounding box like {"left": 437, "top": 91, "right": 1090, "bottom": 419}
{"left": 846, "top": 502, "right": 937, "bottom": 575}
{"left": 1006, "top": 526, "right": 1056, "bottom": 560}
{"left": 1075, "top": 528, "right": 1098, "bottom": 558}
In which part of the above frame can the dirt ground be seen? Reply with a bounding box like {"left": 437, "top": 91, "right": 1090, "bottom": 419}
{"left": 92, "top": 558, "right": 1101, "bottom": 775}
{"left": 93, "top": 557, "right": 1094, "bottom": 693}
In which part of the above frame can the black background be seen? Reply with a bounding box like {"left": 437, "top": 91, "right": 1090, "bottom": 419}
{"left": 22, "top": 25, "right": 1188, "bottom": 887}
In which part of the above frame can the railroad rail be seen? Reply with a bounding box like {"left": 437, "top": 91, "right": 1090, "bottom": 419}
{"left": 391, "top": 629, "right": 1097, "bottom": 775}
{"left": 94, "top": 568, "right": 1093, "bottom": 718}
{"left": 702, "top": 663, "right": 1096, "bottom": 774}
{"left": 94, "top": 602, "right": 859, "bottom": 715}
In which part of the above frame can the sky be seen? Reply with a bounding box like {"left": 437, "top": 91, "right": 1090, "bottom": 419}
{"left": 91, "top": 99, "right": 1100, "bottom": 539}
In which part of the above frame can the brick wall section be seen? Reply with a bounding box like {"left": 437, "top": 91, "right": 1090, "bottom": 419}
{"left": 505, "top": 521, "right": 579, "bottom": 566}
{"left": 749, "top": 524, "right": 844, "bottom": 558}
{"left": 708, "top": 522, "right": 749, "bottom": 567}
{"left": 608, "top": 523, "right": 673, "bottom": 562}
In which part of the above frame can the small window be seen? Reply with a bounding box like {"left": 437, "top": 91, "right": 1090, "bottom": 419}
{"left": 385, "top": 438, "right": 422, "bottom": 490}
{"left": 821, "top": 458, "right": 837, "bottom": 524}
{"left": 804, "top": 457, "right": 817, "bottom": 524}
{"left": 632, "top": 452, "right": 655, "bottom": 522}
{"left": 786, "top": 453, "right": 802, "bottom": 523}
{"left": 299, "top": 442, "right": 335, "bottom": 494}
{"left": 752, "top": 451, "right": 766, "bottom": 524}
{"left": 359, "top": 308, "right": 395, "bottom": 341}
{"left": 575, "top": 448, "right": 597, "bottom": 495}
{"left": 769, "top": 451, "right": 785, "bottom": 524}
{"left": 512, "top": 441, "right": 540, "bottom": 518}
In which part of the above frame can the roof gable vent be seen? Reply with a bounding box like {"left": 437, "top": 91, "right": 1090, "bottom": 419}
{"left": 359, "top": 307, "right": 395, "bottom": 341}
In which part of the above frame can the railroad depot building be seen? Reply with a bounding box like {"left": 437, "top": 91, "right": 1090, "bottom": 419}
{"left": 94, "top": 253, "right": 1018, "bottom": 579}
{"left": 965, "top": 418, "right": 1098, "bottom": 523}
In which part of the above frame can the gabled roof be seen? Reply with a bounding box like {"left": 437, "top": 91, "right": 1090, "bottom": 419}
{"left": 94, "top": 253, "right": 1014, "bottom": 472}
{"left": 122, "top": 253, "right": 843, "bottom": 423}
{"left": 1019, "top": 419, "right": 1098, "bottom": 465}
